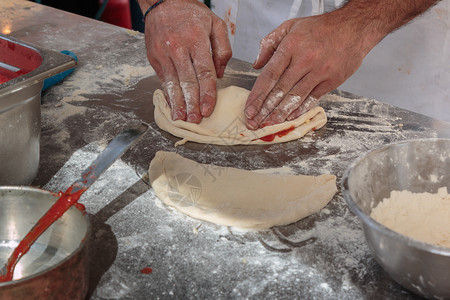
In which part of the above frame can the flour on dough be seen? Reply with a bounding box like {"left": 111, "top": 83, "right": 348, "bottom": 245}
{"left": 153, "top": 85, "right": 327, "bottom": 145}
{"left": 149, "top": 151, "right": 337, "bottom": 229}
{"left": 371, "top": 187, "right": 450, "bottom": 248}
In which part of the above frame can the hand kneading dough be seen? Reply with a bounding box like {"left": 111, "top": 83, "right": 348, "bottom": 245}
{"left": 149, "top": 151, "right": 337, "bottom": 229}
{"left": 153, "top": 86, "right": 327, "bottom": 145}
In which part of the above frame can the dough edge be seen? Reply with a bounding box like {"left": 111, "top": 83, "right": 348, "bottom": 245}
{"left": 149, "top": 151, "right": 337, "bottom": 229}
{"left": 153, "top": 87, "right": 327, "bottom": 145}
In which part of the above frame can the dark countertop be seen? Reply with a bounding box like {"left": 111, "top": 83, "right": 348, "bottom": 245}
{"left": 2, "top": 1, "right": 450, "bottom": 299}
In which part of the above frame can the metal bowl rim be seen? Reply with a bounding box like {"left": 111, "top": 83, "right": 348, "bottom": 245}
{"left": 341, "top": 138, "right": 450, "bottom": 256}
{"left": 0, "top": 185, "right": 91, "bottom": 287}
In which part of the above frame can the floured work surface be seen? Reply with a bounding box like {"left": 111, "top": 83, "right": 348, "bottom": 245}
{"left": 40, "top": 68, "right": 450, "bottom": 300}
{"left": 38, "top": 65, "right": 450, "bottom": 300}
{"left": 10, "top": 2, "right": 450, "bottom": 298}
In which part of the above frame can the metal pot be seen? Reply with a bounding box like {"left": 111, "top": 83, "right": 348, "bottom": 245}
{"left": 0, "top": 186, "right": 90, "bottom": 299}
{"left": 0, "top": 34, "right": 76, "bottom": 185}
{"left": 341, "top": 139, "right": 450, "bottom": 299}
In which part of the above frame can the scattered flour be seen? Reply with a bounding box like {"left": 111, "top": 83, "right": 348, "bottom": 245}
{"left": 35, "top": 57, "right": 446, "bottom": 298}
{"left": 252, "top": 165, "right": 296, "bottom": 175}
{"left": 43, "top": 142, "right": 369, "bottom": 299}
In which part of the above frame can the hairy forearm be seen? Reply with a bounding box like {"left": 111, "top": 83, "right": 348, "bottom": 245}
{"left": 333, "top": 0, "right": 440, "bottom": 51}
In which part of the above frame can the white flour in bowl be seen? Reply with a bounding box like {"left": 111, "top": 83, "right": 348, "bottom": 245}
{"left": 370, "top": 187, "right": 450, "bottom": 248}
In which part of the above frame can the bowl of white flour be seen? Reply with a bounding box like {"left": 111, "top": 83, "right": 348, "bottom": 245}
{"left": 341, "top": 139, "right": 450, "bottom": 299}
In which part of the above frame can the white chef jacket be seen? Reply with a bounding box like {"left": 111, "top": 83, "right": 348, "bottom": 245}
{"left": 211, "top": 0, "right": 450, "bottom": 122}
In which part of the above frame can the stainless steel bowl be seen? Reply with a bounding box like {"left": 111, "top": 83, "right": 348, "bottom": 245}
{"left": 341, "top": 139, "right": 450, "bottom": 299}
{"left": 0, "top": 186, "right": 90, "bottom": 299}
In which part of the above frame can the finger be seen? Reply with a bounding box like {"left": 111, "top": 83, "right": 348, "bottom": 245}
{"left": 147, "top": 55, "right": 163, "bottom": 80}
{"left": 264, "top": 73, "right": 318, "bottom": 125}
{"left": 287, "top": 76, "right": 341, "bottom": 121}
{"left": 245, "top": 63, "right": 309, "bottom": 129}
{"left": 286, "top": 95, "right": 320, "bottom": 121}
{"left": 148, "top": 58, "right": 172, "bottom": 105}
{"left": 154, "top": 40, "right": 186, "bottom": 119}
{"left": 146, "top": 38, "right": 176, "bottom": 108}
{"left": 286, "top": 80, "right": 331, "bottom": 120}
{"left": 211, "top": 16, "right": 232, "bottom": 78}
{"left": 160, "top": 62, "right": 186, "bottom": 121}
{"left": 191, "top": 42, "right": 217, "bottom": 117}
{"left": 253, "top": 20, "right": 295, "bottom": 69}
{"left": 171, "top": 47, "right": 201, "bottom": 124}
{"left": 245, "top": 50, "right": 291, "bottom": 128}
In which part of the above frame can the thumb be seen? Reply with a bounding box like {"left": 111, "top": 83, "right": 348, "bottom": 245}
{"left": 211, "top": 16, "right": 232, "bottom": 78}
{"left": 253, "top": 20, "right": 295, "bottom": 69}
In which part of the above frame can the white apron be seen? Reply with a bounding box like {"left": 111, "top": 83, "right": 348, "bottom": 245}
{"left": 211, "top": 0, "right": 450, "bottom": 122}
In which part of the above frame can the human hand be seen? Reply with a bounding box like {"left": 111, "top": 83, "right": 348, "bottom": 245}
{"left": 142, "top": 0, "right": 232, "bottom": 123}
{"left": 245, "top": 12, "right": 372, "bottom": 129}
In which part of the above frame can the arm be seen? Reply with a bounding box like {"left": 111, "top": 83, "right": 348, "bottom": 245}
{"left": 335, "top": 0, "right": 440, "bottom": 50}
{"left": 137, "top": 0, "right": 232, "bottom": 123}
{"left": 245, "top": 0, "right": 440, "bottom": 130}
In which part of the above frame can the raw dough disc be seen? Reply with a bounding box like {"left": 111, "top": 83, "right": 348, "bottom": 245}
{"left": 149, "top": 151, "right": 337, "bottom": 229}
{"left": 153, "top": 85, "right": 327, "bottom": 145}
